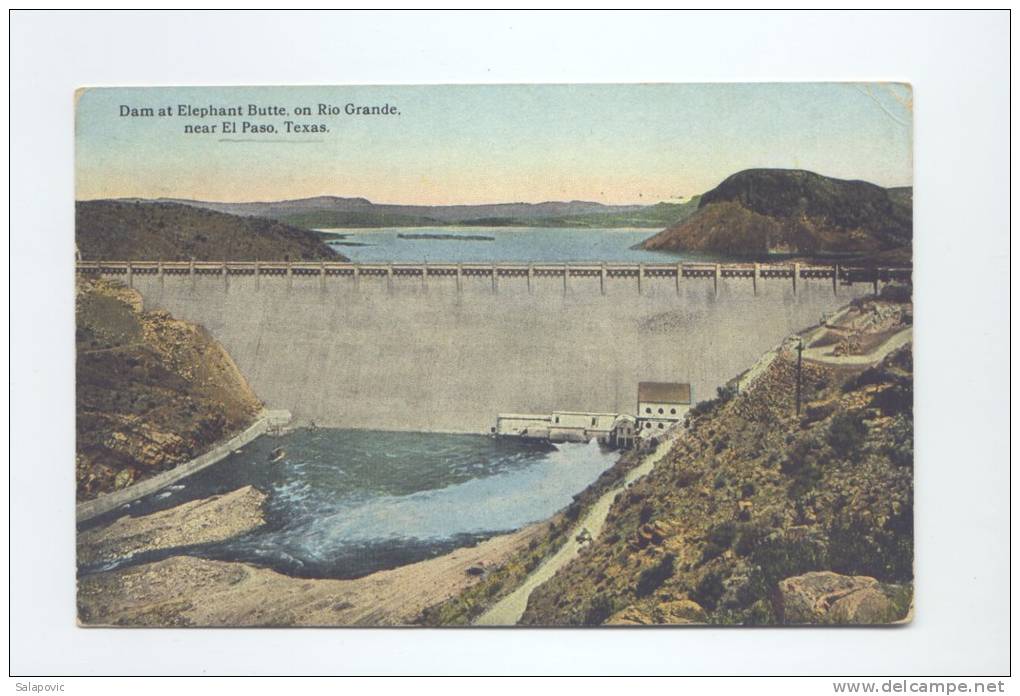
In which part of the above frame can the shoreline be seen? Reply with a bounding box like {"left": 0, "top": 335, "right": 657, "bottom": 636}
{"left": 75, "top": 409, "right": 291, "bottom": 524}
{"left": 78, "top": 517, "right": 546, "bottom": 627}
{"left": 474, "top": 432, "right": 680, "bottom": 625}
{"left": 75, "top": 435, "right": 637, "bottom": 626}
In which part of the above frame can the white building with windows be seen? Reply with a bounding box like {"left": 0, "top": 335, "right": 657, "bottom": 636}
{"left": 637, "top": 381, "right": 692, "bottom": 434}
{"left": 494, "top": 381, "right": 692, "bottom": 448}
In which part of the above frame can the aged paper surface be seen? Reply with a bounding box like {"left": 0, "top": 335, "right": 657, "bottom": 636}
{"left": 74, "top": 84, "right": 913, "bottom": 627}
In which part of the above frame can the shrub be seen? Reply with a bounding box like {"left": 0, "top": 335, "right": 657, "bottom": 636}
{"left": 690, "top": 385, "right": 738, "bottom": 418}
{"left": 675, "top": 468, "right": 702, "bottom": 488}
{"left": 702, "top": 521, "right": 740, "bottom": 562}
{"left": 781, "top": 436, "right": 825, "bottom": 498}
{"left": 741, "top": 482, "right": 757, "bottom": 499}
{"left": 582, "top": 594, "right": 616, "bottom": 626}
{"left": 707, "top": 521, "right": 739, "bottom": 548}
{"left": 827, "top": 410, "right": 868, "bottom": 459}
{"left": 744, "top": 599, "right": 777, "bottom": 626}
{"left": 635, "top": 553, "right": 676, "bottom": 597}
{"left": 871, "top": 384, "right": 913, "bottom": 416}
{"left": 564, "top": 502, "right": 582, "bottom": 522}
{"left": 639, "top": 503, "right": 654, "bottom": 525}
{"left": 751, "top": 533, "right": 828, "bottom": 587}
{"left": 828, "top": 505, "right": 913, "bottom": 583}
{"left": 881, "top": 414, "right": 914, "bottom": 468}
{"left": 692, "top": 569, "right": 726, "bottom": 611}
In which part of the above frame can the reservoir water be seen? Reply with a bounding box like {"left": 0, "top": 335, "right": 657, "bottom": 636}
{"left": 81, "top": 429, "right": 620, "bottom": 580}
{"left": 319, "top": 226, "right": 723, "bottom": 264}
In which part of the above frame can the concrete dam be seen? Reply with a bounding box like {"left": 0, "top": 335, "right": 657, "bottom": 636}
{"left": 80, "top": 262, "right": 900, "bottom": 433}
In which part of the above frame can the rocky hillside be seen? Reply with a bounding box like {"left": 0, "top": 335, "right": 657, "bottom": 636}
{"left": 76, "top": 278, "right": 263, "bottom": 500}
{"left": 76, "top": 200, "right": 345, "bottom": 261}
{"left": 641, "top": 169, "right": 912, "bottom": 264}
{"left": 519, "top": 292, "right": 913, "bottom": 626}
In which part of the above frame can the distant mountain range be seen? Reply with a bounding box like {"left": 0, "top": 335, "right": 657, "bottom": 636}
{"left": 122, "top": 196, "right": 701, "bottom": 230}
{"left": 641, "top": 169, "right": 912, "bottom": 264}
{"left": 81, "top": 168, "right": 912, "bottom": 264}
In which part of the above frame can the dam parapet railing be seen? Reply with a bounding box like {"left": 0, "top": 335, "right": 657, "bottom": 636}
{"left": 77, "top": 260, "right": 912, "bottom": 295}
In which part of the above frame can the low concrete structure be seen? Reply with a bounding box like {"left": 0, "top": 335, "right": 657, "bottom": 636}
{"left": 495, "top": 410, "right": 630, "bottom": 446}
{"left": 494, "top": 385, "right": 679, "bottom": 449}
{"left": 494, "top": 413, "right": 551, "bottom": 440}
{"left": 76, "top": 409, "right": 292, "bottom": 524}
{"left": 549, "top": 411, "right": 620, "bottom": 444}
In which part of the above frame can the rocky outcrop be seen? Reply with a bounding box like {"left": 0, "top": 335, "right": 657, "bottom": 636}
{"left": 654, "top": 599, "right": 708, "bottom": 624}
{"left": 605, "top": 599, "right": 707, "bottom": 625}
{"left": 606, "top": 605, "right": 655, "bottom": 625}
{"left": 77, "top": 486, "right": 268, "bottom": 566}
{"left": 641, "top": 169, "right": 912, "bottom": 263}
{"left": 775, "top": 571, "right": 909, "bottom": 625}
{"left": 76, "top": 278, "right": 263, "bottom": 500}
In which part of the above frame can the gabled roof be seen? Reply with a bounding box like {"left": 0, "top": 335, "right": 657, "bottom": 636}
{"left": 638, "top": 381, "right": 691, "bottom": 404}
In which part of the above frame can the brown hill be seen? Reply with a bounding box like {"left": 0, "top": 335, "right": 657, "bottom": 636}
{"left": 516, "top": 294, "right": 913, "bottom": 626}
{"left": 76, "top": 200, "right": 344, "bottom": 261}
{"left": 641, "top": 169, "right": 912, "bottom": 263}
{"left": 76, "top": 278, "right": 263, "bottom": 500}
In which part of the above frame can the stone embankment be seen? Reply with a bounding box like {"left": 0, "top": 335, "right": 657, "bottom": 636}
{"left": 76, "top": 409, "right": 291, "bottom": 523}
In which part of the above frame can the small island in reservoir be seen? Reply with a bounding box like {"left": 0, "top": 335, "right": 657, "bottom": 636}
{"left": 397, "top": 233, "right": 495, "bottom": 242}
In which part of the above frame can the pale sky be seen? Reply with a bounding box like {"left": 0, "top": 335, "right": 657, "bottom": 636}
{"left": 75, "top": 83, "right": 913, "bottom": 205}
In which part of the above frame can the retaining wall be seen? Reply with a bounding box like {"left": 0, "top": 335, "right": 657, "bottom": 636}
{"left": 75, "top": 409, "right": 292, "bottom": 523}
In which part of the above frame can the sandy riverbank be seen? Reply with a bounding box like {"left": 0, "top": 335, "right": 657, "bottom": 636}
{"left": 77, "top": 485, "right": 268, "bottom": 567}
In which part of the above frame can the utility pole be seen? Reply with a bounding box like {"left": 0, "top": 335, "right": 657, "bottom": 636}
{"left": 795, "top": 337, "right": 804, "bottom": 416}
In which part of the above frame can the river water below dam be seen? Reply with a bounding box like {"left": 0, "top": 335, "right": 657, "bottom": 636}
{"left": 80, "top": 429, "right": 619, "bottom": 580}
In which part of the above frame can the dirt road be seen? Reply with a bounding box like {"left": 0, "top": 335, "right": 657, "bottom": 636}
{"left": 474, "top": 433, "right": 679, "bottom": 626}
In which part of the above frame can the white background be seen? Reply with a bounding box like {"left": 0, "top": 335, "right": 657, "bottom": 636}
{"left": 8, "top": 10, "right": 1011, "bottom": 676}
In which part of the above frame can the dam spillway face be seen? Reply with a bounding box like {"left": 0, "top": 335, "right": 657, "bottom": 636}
{"left": 86, "top": 265, "right": 878, "bottom": 433}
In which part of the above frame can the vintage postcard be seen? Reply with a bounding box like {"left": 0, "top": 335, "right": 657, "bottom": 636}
{"left": 75, "top": 83, "right": 913, "bottom": 627}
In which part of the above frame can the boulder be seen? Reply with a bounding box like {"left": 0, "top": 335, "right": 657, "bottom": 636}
{"left": 605, "top": 605, "right": 654, "bottom": 625}
{"left": 634, "top": 520, "right": 669, "bottom": 548}
{"left": 776, "top": 571, "right": 906, "bottom": 625}
{"left": 828, "top": 587, "right": 900, "bottom": 624}
{"left": 654, "top": 599, "right": 707, "bottom": 624}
